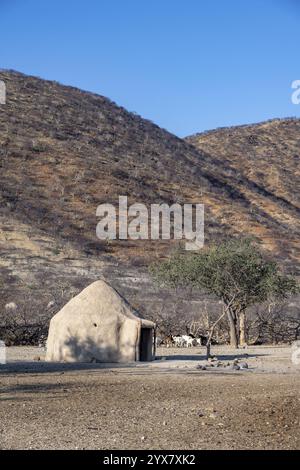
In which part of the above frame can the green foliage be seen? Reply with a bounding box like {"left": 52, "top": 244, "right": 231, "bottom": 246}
{"left": 150, "top": 238, "right": 299, "bottom": 313}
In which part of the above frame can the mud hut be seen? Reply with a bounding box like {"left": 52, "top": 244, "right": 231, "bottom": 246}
{"left": 46, "top": 280, "right": 155, "bottom": 363}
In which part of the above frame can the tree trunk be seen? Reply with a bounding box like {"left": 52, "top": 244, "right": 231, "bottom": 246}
{"left": 206, "top": 341, "right": 211, "bottom": 360}
{"left": 227, "top": 308, "right": 239, "bottom": 348}
{"left": 239, "top": 311, "right": 247, "bottom": 347}
{"left": 205, "top": 303, "right": 232, "bottom": 359}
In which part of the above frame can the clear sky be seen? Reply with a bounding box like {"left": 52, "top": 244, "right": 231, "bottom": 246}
{"left": 1, "top": 0, "right": 300, "bottom": 136}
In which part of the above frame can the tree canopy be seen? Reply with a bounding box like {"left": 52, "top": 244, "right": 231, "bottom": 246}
{"left": 150, "top": 238, "right": 298, "bottom": 347}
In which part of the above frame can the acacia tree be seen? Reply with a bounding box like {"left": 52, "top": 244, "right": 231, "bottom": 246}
{"left": 150, "top": 238, "right": 298, "bottom": 349}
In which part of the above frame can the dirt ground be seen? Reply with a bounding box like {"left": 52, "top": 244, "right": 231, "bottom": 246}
{"left": 0, "top": 345, "right": 299, "bottom": 450}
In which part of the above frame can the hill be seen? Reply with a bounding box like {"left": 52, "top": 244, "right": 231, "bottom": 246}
{"left": 186, "top": 119, "right": 300, "bottom": 268}
{"left": 0, "top": 70, "right": 299, "bottom": 325}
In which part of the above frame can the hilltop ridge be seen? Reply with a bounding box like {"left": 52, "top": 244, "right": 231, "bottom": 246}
{"left": 0, "top": 70, "right": 299, "bottom": 313}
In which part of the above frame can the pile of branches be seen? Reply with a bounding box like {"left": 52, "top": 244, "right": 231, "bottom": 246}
{"left": 0, "top": 301, "right": 50, "bottom": 346}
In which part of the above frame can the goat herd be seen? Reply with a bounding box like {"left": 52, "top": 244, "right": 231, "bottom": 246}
{"left": 156, "top": 334, "right": 204, "bottom": 348}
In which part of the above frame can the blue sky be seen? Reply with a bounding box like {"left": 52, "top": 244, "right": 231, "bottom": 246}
{"left": 1, "top": 0, "right": 299, "bottom": 136}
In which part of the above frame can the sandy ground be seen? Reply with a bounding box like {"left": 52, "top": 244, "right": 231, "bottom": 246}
{"left": 0, "top": 345, "right": 299, "bottom": 450}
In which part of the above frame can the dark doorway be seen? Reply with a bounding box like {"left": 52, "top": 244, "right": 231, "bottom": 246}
{"left": 139, "top": 328, "right": 153, "bottom": 361}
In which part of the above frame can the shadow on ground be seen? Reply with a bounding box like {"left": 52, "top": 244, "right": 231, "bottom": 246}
{"left": 0, "top": 352, "right": 262, "bottom": 376}
{"left": 156, "top": 353, "right": 264, "bottom": 361}
{"left": 0, "top": 380, "right": 77, "bottom": 402}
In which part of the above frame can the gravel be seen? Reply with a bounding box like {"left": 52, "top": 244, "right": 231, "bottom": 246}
{"left": 0, "top": 345, "right": 299, "bottom": 450}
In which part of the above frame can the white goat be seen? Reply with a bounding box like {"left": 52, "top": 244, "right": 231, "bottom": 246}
{"left": 186, "top": 337, "right": 195, "bottom": 348}
{"left": 173, "top": 336, "right": 186, "bottom": 348}
{"left": 179, "top": 335, "right": 192, "bottom": 347}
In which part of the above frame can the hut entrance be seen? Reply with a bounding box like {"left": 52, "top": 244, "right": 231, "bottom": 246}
{"left": 139, "top": 327, "right": 153, "bottom": 361}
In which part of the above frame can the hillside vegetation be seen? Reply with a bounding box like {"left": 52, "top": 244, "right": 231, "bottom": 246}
{"left": 0, "top": 70, "right": 299, "bottom": 319}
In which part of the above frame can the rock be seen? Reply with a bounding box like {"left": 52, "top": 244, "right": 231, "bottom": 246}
{"left": 206, "top": 406, "right": 217, "bottom": 413}
{"left": 208, "top": 356, "right": 218, "bottom": 362}
{"left": 5, "top": 302, "right": 17, "bottom": 312}
{"left": 47, "top": 300, "right": 56, "bottom": 309}
{"left": 46, "top": 280, "right": 155, "bottom": 363}
{"left": 239, "top": 362, "right": 249, "bottom": 369}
